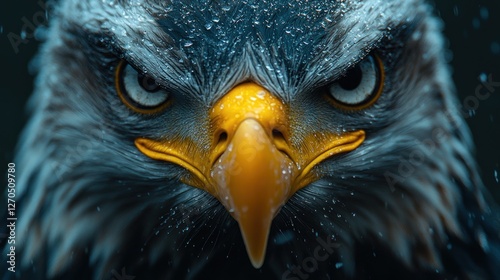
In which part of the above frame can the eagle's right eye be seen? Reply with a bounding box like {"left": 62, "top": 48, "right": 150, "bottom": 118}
{"left": 115, "top": 60, "right": 170, "bottom": 113}
{"left": 327, "top": 53, "right": 384, "bottom": 111}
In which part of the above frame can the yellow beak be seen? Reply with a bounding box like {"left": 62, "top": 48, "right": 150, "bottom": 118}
{"left": 134, "top": 83, "right": 365, "bottom": 268}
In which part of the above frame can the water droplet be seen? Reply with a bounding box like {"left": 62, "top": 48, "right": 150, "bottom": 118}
{"left": 479, "top": 7, "right": 489, "bottom": 20}
{"left": 335, "top": 262, "right": 343, "bottom": 269}
{"left": 479, "top": 73, "right": 488, "bottom": 83}
{"left": 184, "top": 41, "right": 193, "bottom": 47}
{"left": 472, "top": 18, "right": 480, "bottom": 29}
{"left": 491, "top": 42, "right": 500, "bottom": 55}
{"left": 411, "top": 31, "right": 422, "bottom": 41}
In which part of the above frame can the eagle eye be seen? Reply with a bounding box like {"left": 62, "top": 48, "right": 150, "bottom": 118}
{"left": 115, "top": 60, "right": 170, "bottom": 113}
{"left": 327, "top": 54, "right": 384, "bottom": 110}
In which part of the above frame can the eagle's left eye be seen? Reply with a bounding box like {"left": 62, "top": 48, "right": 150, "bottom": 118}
{"left": 327, "top": 54, "right": 384, "bottom": 110}
{"left": 115, "top": 61, "right": 170, "bottom": 113}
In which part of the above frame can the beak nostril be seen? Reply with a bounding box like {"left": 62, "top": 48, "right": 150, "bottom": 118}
{"left": 217, "top": 131, "right": 228, "bottom": 145}
{"left": 272, "top": 129, "right": 292, "bottom": 159}
{"left": 272, "top": 129, "right": 285, "bottom": 140}
{"left": 212, "top": 131, "right": 229, "bottom": 166}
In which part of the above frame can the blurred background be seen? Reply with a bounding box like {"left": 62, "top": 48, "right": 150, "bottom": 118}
{"left": 1, "top": 0, "right": 499, "bottom": 203}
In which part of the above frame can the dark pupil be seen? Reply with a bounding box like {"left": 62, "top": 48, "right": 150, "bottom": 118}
{"left": 338, "top": 64, "right": 362, "bottom": 91}
{"left": 138, "top": 74, "right": 160, "bottom": 92}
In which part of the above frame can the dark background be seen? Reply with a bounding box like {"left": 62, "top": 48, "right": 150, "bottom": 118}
{"left": 1, "top": 0, "right": 499, "bottom": 203}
